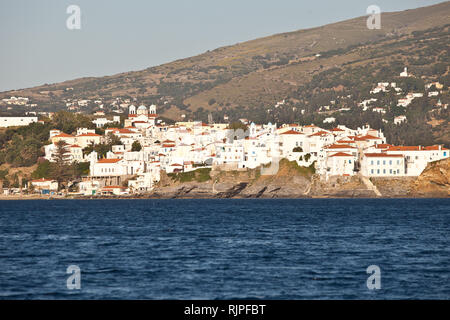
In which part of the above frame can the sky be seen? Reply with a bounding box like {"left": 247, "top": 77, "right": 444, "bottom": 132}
{"left": 0, "top": 0, "right": 446, "bottom": 92}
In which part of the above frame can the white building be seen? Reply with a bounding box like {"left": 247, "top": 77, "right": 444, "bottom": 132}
{"left": 0, "top": 117, "right": 38, "bottom": 127}
{"left": 385, "top": 145, "right": 449, "bottom": 176}
{"left": 31, "top": 178, "right": 59, "bottom": 192}
{"left": 325, "top": 152, "right": 356, "bottom": 177}
{"left": 400, "top": 67, "right": 409, "bottom": 77}
{"left": 361, "top": 153, "right": 406, "bottom": 177}
{"left": 394, "top": 115, "right": 407, "bottom": 125}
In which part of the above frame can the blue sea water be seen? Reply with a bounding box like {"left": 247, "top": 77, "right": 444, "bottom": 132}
{"left": 0, "top": 198, "right": 449, "bottom": 300}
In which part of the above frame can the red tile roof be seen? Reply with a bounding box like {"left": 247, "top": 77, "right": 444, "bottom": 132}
{"left": 113, "top": 129, "right": 134, "bottom": 134}
{"left": 77, "top": 133, "right": 101, "bottom": 137}
{"left": 281, "top": 129, "right": 302, "bottom": 135}
{"left": 354, "top": 134, "right": 382, "bottom": 141}
{"left": 330, "top": 152, "right": 353, "bottom": 157}
{"left": 97, "top": 158, "right": 122, "bottom": 163}
{"left": 308, "top": 131, "right": 331, "bottom": 137}
{"left": 325, "top": 144, "right": 354, "bottom": 149}
{"left": 53, "top": 133, "right": 74, "bottom": 138}
{"left": 387, "top": 145, "right": 448, "bottom": 151}
{"left": 375, "top": 144, "right": 393, "bottom": 149}
{"left": 424, "top": 145, "right": 448, "bottom": 151}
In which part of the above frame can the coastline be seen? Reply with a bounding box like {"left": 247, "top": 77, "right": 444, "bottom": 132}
{"left": 1, "top": 193, "right": 448, "bottom": 200}
{"left": 2, "top": 158, "right": 448, "bottom": 200}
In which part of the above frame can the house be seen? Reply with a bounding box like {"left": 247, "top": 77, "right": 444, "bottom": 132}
{"left": 394, "top": 115, "right": 407, "bottom": 125}
{"left": 372, "top": 107, "right": 386, "bottom": 114}
{"left": 31, "top": 178, "right": 58, "bottom": 193}
{"left": 214, "top": 142, "right": 245, "bottom": 169}
{"left": 400, "top": 67, "right": 409, "bottom": 77}
{"left": 0, "top": 117, "right": 38, "bottom": 128}
{"left": 279, "top": 130, "right": 305, "bottom": 156}
{"left": 90, "top": 158, "right": 127, "bottom": 176}
{"left": 78, "top": 180, "right": 101, "bottom": 195}
{"left": 100, "top": 185, "right": 129, "bottom": 195}
{"left": 326, "top": 152, "right": 356, "bottom": 177}
{"left": 428, "top": 91, "right": 439, "bottom": 97}
{"left": 75, "top": 132, "right": 102, "bottom": 148}
{"left": 361, "top": 153, "right": 406, "bottom": 177}
{"left": 385, "top": 145, "right": 449, "bottom": 176}
{"left": 93, "top": 118, "right": 113, "bottom": 128}
{"left": 323, "top": 117, "right": 336, "bottom": 123}
{"left": 51, "top": 133, "right": 77, "bottom": 145}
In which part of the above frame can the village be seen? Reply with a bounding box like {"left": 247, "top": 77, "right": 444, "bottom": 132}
{"left": 21, "top": 100, "right": 447, "bottom": 197}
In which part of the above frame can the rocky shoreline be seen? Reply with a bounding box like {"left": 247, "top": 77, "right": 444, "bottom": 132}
{"left": 1, "top": 159, "right": 448, "bottom": 200}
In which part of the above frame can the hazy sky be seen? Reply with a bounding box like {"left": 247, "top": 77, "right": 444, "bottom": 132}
{"left": 0, "top": 0, "right": 446, "bottom": 92}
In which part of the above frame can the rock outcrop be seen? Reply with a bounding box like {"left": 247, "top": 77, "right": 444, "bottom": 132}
{"left": 410, "top": 158, "right": 450, "bottom": 197}
{"left": 146, "top": 158, "right": 450, "bottom": 199}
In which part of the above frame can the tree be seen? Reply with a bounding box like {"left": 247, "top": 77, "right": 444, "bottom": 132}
{"left": 32, "top": 159, "right": 51, "bottom": 179}
{"left": 106, "top": 132, "right": 122, "bottom": 146}
{"left": 49, "top": 140, "right": 72, "bottom": 190}
{"left": 227, "top": 121, "right": 248, "bottom": 132}
{"left": 51, "top": 111, "right": 95, "bottom": 134}
{"left": 131, "top": 141, "right": 142, "bottom": 152}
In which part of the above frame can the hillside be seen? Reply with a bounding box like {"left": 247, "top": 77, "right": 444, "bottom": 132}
{"left": 1, "top": 2, "right": 449, "bottom": 146}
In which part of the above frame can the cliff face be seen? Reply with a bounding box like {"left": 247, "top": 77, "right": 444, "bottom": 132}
{"left": 152, "top": 159, "right": 313, "bottom": 199}
{"left": 410, "top": 158, "right": 450, "bottom": 197}
{"left": 149, "top": 158, "right": 450, "bottom": 199}
{"left": 309, "top": 175, "right": 378, "bottom": 198}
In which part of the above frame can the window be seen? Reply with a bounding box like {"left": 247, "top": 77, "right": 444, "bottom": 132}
{"left": 383, "top": 160, "right": 386, "bottom": 165}
{"left": 389, "top": 160, "right": 392, "bottom": 165}
{"left": 371, "top": 160, "right": 374, "bottom": 165}
{"left": 383, "top": 169, "right": 386, "bottom": 174}
{"left": 371, "top": 169, "right": 374, "bottom": 174}
{"left": 444, "top": 152, "right": 447, "bottom": 157}
{"left": 377, "top": 169, "right": 380, "bottom": 174}
{"left": 377, "top": 160, "right": 380, "bottom": 165}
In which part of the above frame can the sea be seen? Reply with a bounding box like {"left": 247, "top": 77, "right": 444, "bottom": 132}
{"left": 0, "top": 198, "right": 448, "bottom": 299}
